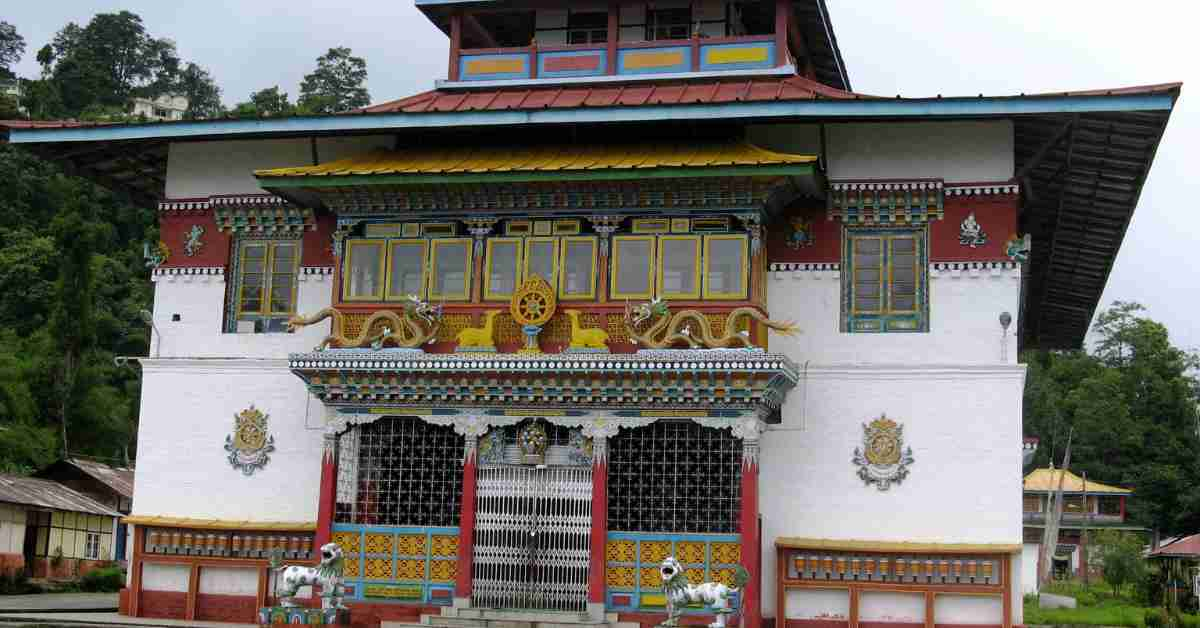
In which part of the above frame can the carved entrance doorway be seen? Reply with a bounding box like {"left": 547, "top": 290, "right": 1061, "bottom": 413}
{"left": 472, "top": 464, "right": 592, "bottom": 611}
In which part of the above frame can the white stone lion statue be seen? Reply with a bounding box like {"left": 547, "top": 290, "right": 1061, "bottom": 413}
{"left": 659, "top": 556, "right": 749, "bottom": 628}
{"left": 276, "top": 542, "right": 347, "bottom": 609}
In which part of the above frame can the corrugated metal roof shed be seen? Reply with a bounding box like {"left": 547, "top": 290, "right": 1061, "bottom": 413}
{"left": 0, "top": 473, "right": 121, "bottom": 517}
{"left": 65, "top": 458, "right": 134, "bottom": 500}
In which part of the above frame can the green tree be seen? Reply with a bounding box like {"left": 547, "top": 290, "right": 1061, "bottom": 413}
{"left": 0, "top": 21, "right": 25, "bottom": 79}
{"left": 42, "top": 12, "right": 180, "bottom": 116}
{"left": 1093, "top": 530, "right": 1147, "bottom": 597}
{"left": 1024, "top": 301, "right": 1200, "bottom": 536}
{"left": 298, "top": 47, "right": 370, "bottom": 113}
{"left": 231, "top": 86, "right": 295, "bottom": 118}
{"left": 176, "top": 62, "right": 222, "bottom": 119}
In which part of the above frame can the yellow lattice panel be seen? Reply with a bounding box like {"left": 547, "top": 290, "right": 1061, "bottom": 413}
{"left": 685, "top": 567, "right": 706, "bottom": 584}
{"left": 342, "top": 556, "right": 361, "bottom": 578}
{"left": 438, "top": 313, "right": 474, "bottom": 343}
{"left": 606, "top": 566, "right": 636, "bottom": 589}
{"left": 364, "top": 533, "right": 393, "bottom": 555}
{"left": 340, "top": 313, "right": 368, "bottom": 340}
{"left": 676, "top": 541, "right": 706, "bottom": 564}
{"left": 712, "top": 542, "right": 741, "bottom": 565}
{"left": 494, "top": 312, "right": 524, "bottom": 344}
{"left": 430, "top": 534, "right": 459, "bottom": 558}
{"left": 429, "top": 560, "right": 457, "bottom": 583}
{"left": 606, "top": 539, "right": 636, "bottom": 563}
{"left": 364, "top": 558, "right": 393, "bottom": 580}
{"left": 396, "top": 534, "right": 426, "bottom": 556}
{"left": 542, "top": 312, "right": 571, "bottom": 346}
{"left": 331, "top": 531, "right": 360, "bottom": 554}
{"left": 712, "top": 567, "right": 740, "bottom": 587}
{"left": 640, "top": 566, "right": 663, "bottom": 589}
{"left": 396, "top": 558, "right": 426, "bottom": 580}
{"left": 639, "top": 540, "right": 672, "bottom": 564}
{"left": 606, "top": 313, "right": 630, "bottom": 344}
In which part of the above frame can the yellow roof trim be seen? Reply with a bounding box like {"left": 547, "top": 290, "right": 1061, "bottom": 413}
{"left": 255, "top": 139, "right": 817, "bottom": 178}
{"left": 122, "top": 515, "right": 316, "bottom": 531}
{"left": 775, "top": 537, "right": 1021, "bottom": 555}
{"left": 1023, "top": 468, "right": 1132, "bottom": 494}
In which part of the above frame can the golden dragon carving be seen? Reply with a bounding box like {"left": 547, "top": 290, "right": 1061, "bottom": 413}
{"left": 623, "top": 298, "right": 798, "bottom": 350}
{"left": 287, "top": 295, "right": 443, "bottom": 351}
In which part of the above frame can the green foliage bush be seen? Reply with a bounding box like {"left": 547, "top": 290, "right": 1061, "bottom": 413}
{"left": 78, "top": 566, "right": 124, "bottom": 592}
{"left": 1077, "top": 590, "right": 1099, "bottom": 606}
{"left": 0, "top": 569, "right": 38, "bottom": 595}
{"left": 1145, "top": 607, "right": 1168, "bottom": 628}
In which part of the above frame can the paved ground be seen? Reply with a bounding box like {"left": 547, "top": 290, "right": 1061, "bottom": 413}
{"left": 0, "top": 611, "right": 253, "bottom": 627}
{"left": 0, "top": 595, "right": 117, "bottom": 613}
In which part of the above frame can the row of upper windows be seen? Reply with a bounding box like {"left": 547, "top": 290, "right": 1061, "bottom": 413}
{"left": 341, "top": 232, "right": 751, "bottom": 304}
{"left": 223, "top": 226, "right": 935, "bottom": 335}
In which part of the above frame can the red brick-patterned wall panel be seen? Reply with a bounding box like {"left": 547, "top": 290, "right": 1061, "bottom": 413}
{"left": 767, "top": 203, "right": 841, "bottom": 264}
{"left": 0, "top": 552, "right": 23, "bottom": 573}
{"left": 302, "top": 213, "right": 336, "bottom": 268}
{"left": 929, "top": 195, "right": 1018, "bottom": 262}
{"left": 158, "top": 210, "right": 230, "bottom": 269}
{"left": 195, "top": 593, "right": 259, "bottom": 623}
{"left": 118, "top": 588, "right": 129, "bottom": 615}
{"left": 139, "top": 590, "right": 187, "bottom": 619}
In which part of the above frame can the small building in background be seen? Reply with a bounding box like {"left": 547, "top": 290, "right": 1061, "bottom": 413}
{"left": 1148, "top": 534, "right": 1200, "bottom": 609}
{"left": 0, "top": 473, "right": 122, "bottom": 578}
{"left": 1021, "top": 468, "right": 1139, "bottom": 592}
{"left": 129, "top": 94, "right": 188, "bottom": 122}
{"left": 35, "top": 458, "right": 134, "bottom": 562}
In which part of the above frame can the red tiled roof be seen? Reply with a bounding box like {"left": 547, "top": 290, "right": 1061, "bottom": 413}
{"left": 1150, "top": 534, "right": 1200, "bottom": 558}
{"left": 360, "top": 75, "right": 865, "bottom": 114}
{"left": 0, "top": 119, "right": 104, "bottom": 129}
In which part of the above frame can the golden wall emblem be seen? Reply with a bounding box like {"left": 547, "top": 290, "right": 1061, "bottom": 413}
{"left": 852, "top": 415, "right": 914, "bottom": 490}
{"left": 225, "top": 405, "right": 276, "bottom": 476}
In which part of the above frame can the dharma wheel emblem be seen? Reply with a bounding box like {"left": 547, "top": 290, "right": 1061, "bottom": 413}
{"left": 852, "top": 415, "right": 914, "bottom": 490}
{"left": 225, "top": 405, "right": 276, "bottom": 476}
{"left": 511, "top": 275, "right": 557, "bottom": 353}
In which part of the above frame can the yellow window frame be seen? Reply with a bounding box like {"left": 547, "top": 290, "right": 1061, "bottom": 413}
{"left": 523, "top": 237, "right": 560, "bottom": 285}
{"left": 484, "top": 237, "right": 524, "bottom": 301}
{"left": 610, "top": 235, "right": 657, "bottom": 300}
{"left": 702, "top": 234, "right": 749, "bottom": 300}
{"left": 656, "top": 235, "right": 702, "bottom": 300}
{"left": 428, "top": 237, "right": 474, "bottom": 302}
{"left": 237, "top": 240, "right": 299, "bottom": 316}
{"left": 385, "top": 239, "right": 429, "bottom": 301}
{"left": 558, "top": 236, "right": 598, "bottom": 300}
{"left": 342, "top": 239, "right": 388, "bottom": 302}
{"left": 849, "top": 235, "right": 884, "bottom": 315}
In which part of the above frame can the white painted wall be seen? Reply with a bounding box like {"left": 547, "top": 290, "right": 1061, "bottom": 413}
{"left": 149, "top": 273, "right": 332, "bottom": 359}
{"left": 132, "top": 359, "right": 325, "bottom": 524}
{"left": 784, "top": 589, "right": 848, "bottom": 620}
{"left": 825, "top": 122, "right": 1014, "bottom": 182}
{"left": 936, "top": 595, "right": 1003, "bottom": 623}
{"left": 860, "top": 591, "right": 924, "bottom": 622}
{"left": 1022, "top": 543, "right": 1040, "bottom": 594}
{"left": 767, "top": 266, "right": 1021, "bottom": 364}
{"left": 165, "top": 136, "right": 393, "bottom": 198}
{"left": 0, "top": 503, "right": 26, "bottom": 556}
{"left": 144, "top": 563, "right": 190, "bottom": 592}
{"left": 199, "top": 566, "right": 260, "bottom": 595}
{"left": 745, "top": 121, "right": 1013, "bottom": 181}
{"left": 759, "top": 363, "right": 1025, "bottom": 624}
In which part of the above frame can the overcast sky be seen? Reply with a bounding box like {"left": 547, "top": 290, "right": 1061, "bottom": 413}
{"left": 6, "top": 1, "right": 1197, "bottom": 351}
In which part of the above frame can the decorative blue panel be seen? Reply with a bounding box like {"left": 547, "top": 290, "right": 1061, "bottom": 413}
{"left": 699, "top": 42, "right": 776, "bottom": 72}
{"left": 460, "top": 53, "right": 532, "bottom": 81}
{"left": 331, "top": 524, "right": 459, "bottom": 605}
{"left": 539, "top": 49, "right": 607, "bottom": 78}
{"left": 618, "top": 46, "right": 692, "bottom": 75}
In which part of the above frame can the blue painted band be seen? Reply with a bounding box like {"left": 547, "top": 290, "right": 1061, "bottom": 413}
{"left": 8, "top": 92, "right": 1175, "bottom": 144}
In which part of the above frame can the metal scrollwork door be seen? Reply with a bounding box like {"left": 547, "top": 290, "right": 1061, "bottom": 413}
{"left": 472, "top": 465, "right": 593, "bottom": 611}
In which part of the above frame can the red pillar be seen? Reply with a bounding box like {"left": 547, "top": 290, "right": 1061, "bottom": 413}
{"left": 740, "top": 440, "right": 761, "bottom": 628}
{"left": 456, "top": 437, "right": 479, "bottom": 605}
{"left": 315, "top": 435, "right": 337, "bottom": 549}
{"left": 589, "top": 442, "right": 609, "bottom": 616}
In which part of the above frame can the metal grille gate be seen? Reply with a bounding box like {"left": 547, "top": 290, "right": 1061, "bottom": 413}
{"left": 472, "top": 465, "right": 592, "bottom": 611}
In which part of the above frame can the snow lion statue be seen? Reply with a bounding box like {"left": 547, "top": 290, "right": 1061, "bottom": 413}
{"left": 659, "top": 556, "right": 749, "bottom": 628}
{"left": 276, "top": 542, "right": 347, "bottom": 609}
